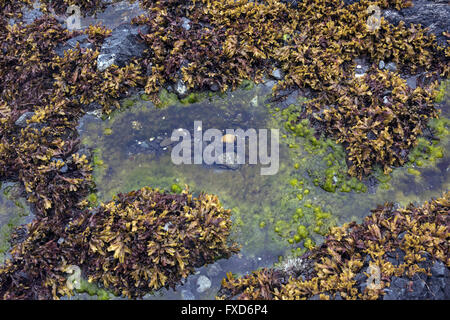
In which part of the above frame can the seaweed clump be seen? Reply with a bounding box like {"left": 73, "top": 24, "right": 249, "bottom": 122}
{"left": 218, "top": 192, "right": 449, "bottom": 300}
{"left": 132, "top": 0, "right": 448, "bottom": 177}
{"left": 0, "top": 187, "right": 239, "bottom": 299}
{"left": 63, "top": 187, "right": 239, "bottom": 298}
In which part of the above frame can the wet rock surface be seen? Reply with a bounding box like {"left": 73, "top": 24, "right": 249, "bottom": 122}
{"left": 383, "top": 0, "right": 450, "bottom": 46}
{"left": 97, "top": 23, "right": 149, "bottom": 71}
{"left": 55, "top": 34, "right": 93, "bottom": 57}
{"left": 351, "top": 253, "right": 450, "bottom": 300}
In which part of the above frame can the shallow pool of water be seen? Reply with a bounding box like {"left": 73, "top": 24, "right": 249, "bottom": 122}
{"left": 76, "top": 82, "right": 449, "bottom": 299}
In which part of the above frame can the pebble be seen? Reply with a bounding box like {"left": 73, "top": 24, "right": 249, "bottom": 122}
{"left": 196, "top": 275, "right": 212, "bottom": 293}
{"left": 271, "top": 68, "right": 284, "bottom": 80}
{"left": 222, "top": 134, "right": 236, "bottom": 144}
{"left": 15, "top": 112, "right": 35, "bottom": 128}
{"left": 175, "top": 79, "right": 188, "bottom": 97}
{"left": 385, "top": 62, "right": 397, "bottom": 72}
{"left": 181, "top": 17, "right": 191, "bottom": 31}
{"left": 160, "top": 137, "right": 174, "bottom": 148}
{"left": 97, "top": 53, "right": 117, "bottom": 72}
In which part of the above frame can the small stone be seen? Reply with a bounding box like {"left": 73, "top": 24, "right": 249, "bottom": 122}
{"left": 271, "top": 68, "right": 284, "bottom": 80}
{"left": 97, "top": 53, "right": 116, "bottom": 72}
{"left": 379, "top": 60, "right": 385, "bottom": 69}
{"left": 137, "top": 141, "right": 150, "bottom": 149}
{"left": 131, "top": 121, "right": 142, "bottom": 131}
{"left": 385, "top": 62, "right": 397, "bottom": 72}
{"left": 216, "top": 152, "right": 241, "bottom": 170}
{"left": 250, "top": 96, "right": 258, "bottom": 107}
{"left": 196, "top": 275, "right": 211, "bottom": 293}
{"left": 181, "top": 17, "right": 191, "bottom": 31}
{"left": 210, "top": 83, "right": 219, "bottom": 92}
{"left": 175, "top": 79, "right": 188, "bottom": 97}
{"left": 160, "top": 138, "right": 174, "bottom": 148}
{"left": 222, "top": 134, "right": 236, "bottom": 144}
{"left": 15, "top": 112, "right": 35, "bottom": 128}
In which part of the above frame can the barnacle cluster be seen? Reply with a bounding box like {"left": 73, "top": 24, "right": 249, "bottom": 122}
{"left": 218, "top": 192, "right": 449, "bottom": 300}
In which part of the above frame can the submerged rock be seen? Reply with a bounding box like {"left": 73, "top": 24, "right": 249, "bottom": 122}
{"left": 196, "top": 275, "right": 212, "bottom": 293}
{"left": 181, "top": 289, "right": 196, "bottom": 300}
{"left": 97, "top": 23, "right": 149, "bottom": 71}
{"left": 215, "top": 151, "right": 242, "bottom": 170}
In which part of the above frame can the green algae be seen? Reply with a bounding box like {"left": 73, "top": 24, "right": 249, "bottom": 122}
{"left": 434, "top": 79, "right": 449, "bottom": 103}
{"left": 77, "top": 80, "right": 450, "bottom": 297}
{"left": 0, "top": 183, "right": 32, "bottom": 264}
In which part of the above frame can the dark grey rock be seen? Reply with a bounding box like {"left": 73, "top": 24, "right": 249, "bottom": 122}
{"left": 382, "top": 0, "right": 450, "bottom": 46}
{"left": 97, "top": 23, "right": 149, "bottom": 71}
{"left": 55, "top": 34, "right": 93, "bottom": 58}
{"left": 210, "top": 83, "right": 220, "bottom": 92}
{"left": 382, "top": 259, "right": 449, "bottom": 300}
{"left": 15, "top": 112, "right": 35, "bottom": 128}
{"left": 431, "top": 260, "right": 446, "bottom": 277}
